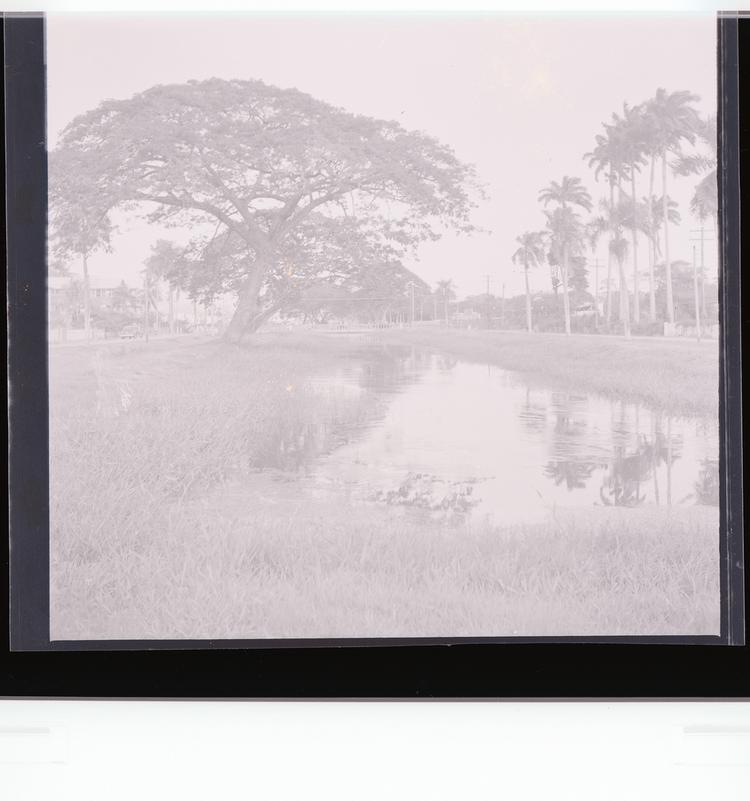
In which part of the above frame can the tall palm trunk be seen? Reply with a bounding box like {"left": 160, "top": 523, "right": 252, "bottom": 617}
{"left": 82, "top": 251, "right": 91, "bottom": 338}
{"left": 561, "top": 245, "right": 571, "bottom": 336}
{"left": 630, "top": 166, "right": 640, "bottom": 325}
{"left": 617, "top": 253, "right": 631, "bottom": 338}
{"left": 524, "top": 260, "right": 533, "bottom": 333}
{"left": 647, "top": 155, "right": 657, "bottom": 321}
{"left": 662, "top": 152, "right": 675, "bottom": 325}
{"left": 616, "top": 177, "right": 628, "bottom": 327}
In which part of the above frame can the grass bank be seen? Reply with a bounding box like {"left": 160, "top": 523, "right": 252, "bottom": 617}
{"left": 377, "top": 327, "right": 719, "bottom": 418}
{"left": 50, "top": 334, "right": 375, "bottom": 601}
{"left": 52, "top": 497, "right": 719, "bottom": 639}
{"left": 50, "top": 333, "right": 720, "bottom": 640}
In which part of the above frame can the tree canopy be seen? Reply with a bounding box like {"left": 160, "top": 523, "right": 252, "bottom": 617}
{"left": 51, "top": 78, "right": 482, "bottom": 340}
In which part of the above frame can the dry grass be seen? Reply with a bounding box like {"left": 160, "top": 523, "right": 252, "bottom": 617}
{"left": 49, "top": 333, "right": 720, "bottom": 640}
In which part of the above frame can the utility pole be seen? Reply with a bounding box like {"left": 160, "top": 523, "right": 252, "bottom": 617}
{"left": 690, "top": 226, "right": 716, "bottom": 333}
{"left": 692, "top": 244, "right": 702, "bottom": 342}
{"left": 409, "top": 282, "right": 415, "bottom": 327}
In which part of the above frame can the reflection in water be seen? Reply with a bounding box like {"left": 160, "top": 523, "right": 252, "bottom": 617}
{"left": 599, "top": 439, "right": 654, "bottom": 507}
{"left": 544, "top": 460, "right": 597, "bottom": 491}
{"left": 256, "top": 346, "right": 719, "bottom": 523}
{"left": 537, "top": 389, "right": 700, "bottom": 508}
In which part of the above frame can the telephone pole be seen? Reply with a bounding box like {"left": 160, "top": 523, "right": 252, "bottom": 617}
{"left": 690, "top": 226, "right": 716, "bottom": 331}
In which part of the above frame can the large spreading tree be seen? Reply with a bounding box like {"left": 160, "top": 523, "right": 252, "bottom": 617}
{"left": 51, "top": 78, "right": 481, "bottom": 342}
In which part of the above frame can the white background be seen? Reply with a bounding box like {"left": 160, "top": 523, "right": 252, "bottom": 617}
{"left": 1, "top": 701, "right": 749, "bottom": 800}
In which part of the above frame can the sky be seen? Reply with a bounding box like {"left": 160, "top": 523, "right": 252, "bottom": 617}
{"left": 46, "top": 13, "right": 718, "bottom": 300}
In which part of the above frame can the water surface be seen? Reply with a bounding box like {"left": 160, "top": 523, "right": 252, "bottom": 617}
{"left": 262, "top": 346, "right": 720, "bottom": 525}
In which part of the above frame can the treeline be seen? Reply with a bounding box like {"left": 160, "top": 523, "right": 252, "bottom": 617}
{"left": 513, "top": 88, "right": 716, "bottom": 337}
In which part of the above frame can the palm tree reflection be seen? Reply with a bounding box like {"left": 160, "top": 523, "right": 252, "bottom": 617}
{"left": 599, "top": 421, "right": 681, "bottom": 507}
{"left": 541, "top": 412, "right": 685, "bottom": 508}
{"left": 544, "top": 460, "right": 597, "bottom": 490}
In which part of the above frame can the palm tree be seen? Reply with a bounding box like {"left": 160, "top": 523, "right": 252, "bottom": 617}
{"left": 673, "top": 114, "right": 717, "bottom": 317}
{"left": 640, "top": 194, "right": 681, "bottom": 314}
{"left": 436, "top": 279, "right": 455, "bottom": 324}
{"left": 585, "top": 215, "right": 609, "bottom": 325}
{"left": 146, "top": 239, "right": 184, "bottom": 334}
{"left": 612, "top": 103, "right": 648, "bottom": 325}
{"left": 512, "top": 231, "right": 546, "bottom": 333}
{"left": 591, "top": 198, "right": 632, "bottom": 338}
{"left": 673, "top": 114, "right": 717, "bottom": 221}
{"left": 638, "top": 105, "right": 661, "bottom": 322}
{"left": 643, "top": 89, "right": 701, "bottom": 326}
{"left": 538, "top": 177, "right": 592, "bottom": 335}
{"left": 585, "top": 128, "right": 627, "bottom": 325}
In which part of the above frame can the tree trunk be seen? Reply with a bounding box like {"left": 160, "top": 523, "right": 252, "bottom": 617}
{"left": 168, "top": 285, "right": 175, "bottom": 335}
{"left": 630, "top": 167, "right": 640, "bottom": 326}
{"left": 561, "top": 245, "right": 571, "bottom": 336}
{"left": 223, "top": 257, "right": 269, "bottom": 343}
{"left": 594, "top": 254, "right": 599, "bottom": 330}
{"left": 616, "top": 178, "right": 628, "bottom": 327}
{"left": 617, "top": 255, "right": 631, "bottom": 338}
{"left": 524, "top": 262, "right": 532, "bottom": 333}
{"left": 662, "top": 152, "right": 675, "bottom": 325}
{"left": 648, "top": 155, "right": 656, "bottom": 322}
{"left": 82, "top": 251, "right": 91, "bottom": 339}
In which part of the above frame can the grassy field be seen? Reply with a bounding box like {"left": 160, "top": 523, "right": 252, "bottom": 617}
{"left": 49, "top": 330, "right": 720, "bottom": 639}
{"left": 378, "top": 327, "right": 719, "bottom": 417}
